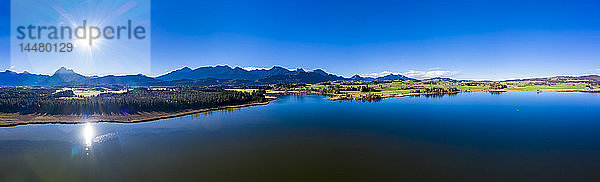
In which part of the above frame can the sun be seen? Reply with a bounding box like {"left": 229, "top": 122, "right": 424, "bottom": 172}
{"left": 72, "top": 27, "right": 106, "bottom": 59}
{"left": 72, "top": 28, "right": 105, "bottom": 50}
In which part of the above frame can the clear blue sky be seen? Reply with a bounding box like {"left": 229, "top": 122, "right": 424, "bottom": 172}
{"left": 2, "top": 0, "right": 600, "bottom": 80}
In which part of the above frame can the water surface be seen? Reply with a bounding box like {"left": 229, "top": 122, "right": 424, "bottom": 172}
{"left": 1, "top": 92, "right": 600, "bottom": 181}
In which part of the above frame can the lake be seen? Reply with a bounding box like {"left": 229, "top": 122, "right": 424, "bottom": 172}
{"left": 1, "top": 92, "right": 600, "bottom": 181}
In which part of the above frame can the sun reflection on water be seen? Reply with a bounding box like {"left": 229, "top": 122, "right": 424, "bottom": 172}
{"left": 82, "top": 123, "right": 95, "bottom": 149}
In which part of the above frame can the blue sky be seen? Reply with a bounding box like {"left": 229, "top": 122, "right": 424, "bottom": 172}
{"left": 0, "top": 0, "right": 8, "bottom": 71}
{"left": 2, "top": 0, "right": 600, "bottom": 80}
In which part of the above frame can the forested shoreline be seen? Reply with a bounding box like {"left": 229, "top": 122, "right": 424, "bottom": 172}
{"left": 0, "top": 87, "right": 266, "bottom": 115}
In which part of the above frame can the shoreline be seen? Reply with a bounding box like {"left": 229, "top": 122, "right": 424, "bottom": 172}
{"left": 2, "top": 89, "right": 598, "bottom": 127}
{"left": 0, "top": 99, "right": 274, "bottom": 128}
{"left": 323, "top": 89, "right": 600, "bottom": 101}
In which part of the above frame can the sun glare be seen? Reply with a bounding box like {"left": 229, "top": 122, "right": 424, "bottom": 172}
{"left": 82, "top": 122, "right": 95, "bottom": 147}
{"left": 72, "top": 27, "right": 106, "bottom": 54}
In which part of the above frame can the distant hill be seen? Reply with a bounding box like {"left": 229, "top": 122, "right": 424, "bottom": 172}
{"left": 422, "top": 77, "right": 460, "bottom": 82}
{"left": 257, "top": 70, "right": 346, "bottom": 84}
{"left": 375, "top": 74, "right": 415, "bottom": 81}
{"left": 42, "top": 67, "right": 89, "bottom": 86}
{"left": 0, "top": 70, "right": 49, "bottom": 86}
{"left": 151, "top": 78, "right": 256, "bottom": 87}
{"left": 350, "top": 74, "right": 416, "bottom": 81}
{"left": 567, "top": 75, "right": 600, "bottom": 81}
{"left": 350, "top": 75, "right": 375, "bottom": 81}
{"left": 89, "top": 74, "right": 161, "bottom": 86}
{"left": 506, "top": 75, "right": 600, "bottom": 82}
{"left": 157, "top": 65, "right": 306, "bottom": 81}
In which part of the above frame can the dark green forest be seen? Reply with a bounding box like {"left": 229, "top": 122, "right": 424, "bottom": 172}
{"left": 0, "top": 88, "right": 266, "bottom": 115}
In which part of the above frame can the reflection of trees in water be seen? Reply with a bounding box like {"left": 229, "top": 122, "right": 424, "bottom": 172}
{"left": 332, "top": 96, "right": 383, "bottom": 103}
{"left": 410, "top": 92, "right": 458, "bottom": 98}
{"left": 333, "top": 97, "right": 383, "bottom": 103}
{"left": 489, "top": 91, "right": 506, "bottom": 95}
{"left": 180, "top": 107, "right": 244, "bottom": 120}
{"left": 338, "top": 92, "right": 467, "bottom": 102}
{"left": 203, "top": 107, "right": 242, "bottom": 116}
{"left": 358, "top": 97, "right": 382, "bottom": 103}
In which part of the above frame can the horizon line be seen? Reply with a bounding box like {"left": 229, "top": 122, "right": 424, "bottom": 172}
{"left": 2, "top": 65, "right": 599, "bottom": 82}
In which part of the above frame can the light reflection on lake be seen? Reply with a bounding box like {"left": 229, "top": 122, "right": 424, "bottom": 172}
{"left": 83, "top": 123, "right": 94, "bottom": 148}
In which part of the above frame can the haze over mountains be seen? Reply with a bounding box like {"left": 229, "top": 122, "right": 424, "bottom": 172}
{"left": 1, "top": 66, "right": 598, "bottom": 87}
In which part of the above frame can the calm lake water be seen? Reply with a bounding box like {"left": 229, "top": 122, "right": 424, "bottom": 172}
{"left": 1, "top": 92, "right": 600, "bottom": 181}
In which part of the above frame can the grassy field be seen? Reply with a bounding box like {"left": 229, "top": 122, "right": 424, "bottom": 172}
{"left": 304, "top": 82, "right": 493, "bottom": 94}
{"left": 267, "top": 80, "right": 597, "bottom": 101}
{"left": 503, "top": 82, "right": 588, "bottom": 92}
{"left": 56, "top": 88, "right": 129, "bottom": 97}
{"left": 225, "top": 89, "right": 260, "bottom": 93}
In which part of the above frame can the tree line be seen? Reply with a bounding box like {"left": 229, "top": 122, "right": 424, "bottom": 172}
{"left": 0, "top": 87, "right": 266, "bottom": 115}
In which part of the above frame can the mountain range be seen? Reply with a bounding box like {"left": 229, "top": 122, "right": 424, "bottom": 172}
{"left": 0, "top": 66, "right": 348, "bottom": 87}
{"left": 1, "top": 66, "right": 598, "bottom": 87}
